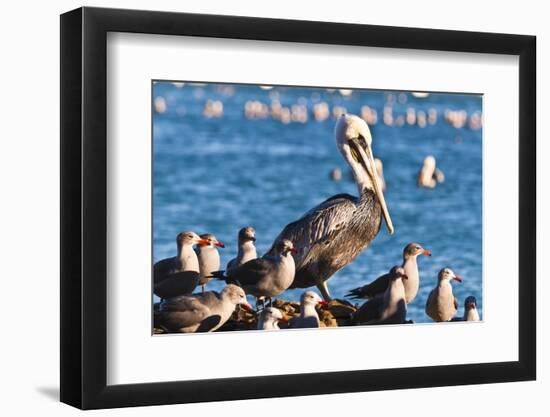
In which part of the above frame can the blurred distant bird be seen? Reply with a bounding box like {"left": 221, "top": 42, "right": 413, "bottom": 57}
{"left": 346, "top": 242, "right": 431, "bottom": 304}
{"left": 267, "top": 114, "right": 394, "bottom": 301}
{"left": 257, "top": 307, "right": 287, "bottom": 330}
{"left": 352, "top": 266, "right": 408, "bottom": 325}
{"left": 226, "top": 227, "right": 257, "bottom": 276}
{"left": 451, "top": 296, "right": 480, "bottom": 322}
{"left": 289, "top": 291, "right": 328, "bottom": 329}
{"left": 425, "top": 268, "right": 462, "bottom": 322}
{"left": 213, "top": 240, "right": 297, "bottom": 307}
{"left": 153, "top": 231, "right": 208, "bottom": 299}
{"left": 417, "top": 155, "right": 445, "bottom": 188}
{"left": 155, "top": 284, "right": 252, "bottom": 333}
{"left": 195, "top": 233, "right": 225, "bottom": 292}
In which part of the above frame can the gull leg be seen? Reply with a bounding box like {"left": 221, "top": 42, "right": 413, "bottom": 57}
{"left": 201, "top": 284, "right": 205, "bottom": 293}
{"left": 317, "top": 280, "right": 332, "bottom": 301}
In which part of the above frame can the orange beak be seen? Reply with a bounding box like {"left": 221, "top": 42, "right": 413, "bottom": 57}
{"left": 197, "top": 239, "right": 210, "bottom": 246}
{"left": 421, "top": 249, "right": 432, "bottom": 256}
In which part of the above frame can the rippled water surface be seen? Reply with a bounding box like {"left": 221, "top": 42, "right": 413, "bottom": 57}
{"left": 153, "top": 82, "right": 483, "bottom": 323}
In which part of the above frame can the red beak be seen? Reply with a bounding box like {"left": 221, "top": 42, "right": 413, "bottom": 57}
{"left": 197, "top": 239, "right": 210, "bottom": 246}
{"left": 453, "top": 276, "right": 462, "bottom": 283}
{"left": 241, "top": 302, "right": 254, "bottom": 312}
{"left": 215, "top": 241, "right": 225, "bottom": 248}
{"left": 318, "top": 300, "right": 329, "bottom": 306}
{"left": 290, "top": 247, "right": 298, "bottom": 254}
{"left": 421, "top": 249, "right": 432, "bottom": 256}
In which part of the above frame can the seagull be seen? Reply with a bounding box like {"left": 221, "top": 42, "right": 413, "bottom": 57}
{"left": 153, "top": 231, "right": 208, "bottom": 299}
{"left": 155, "top": 284, "right": 252, "bottom": 333}
{"left": 346, "top": 242, "right": 431, "bottom": 304}
{"left": 195, "top": 233, "right": 225, "bottom": 292}
{"left": 352, "top": 266, "right": 408, "bottom": 325}
{"left": 226, "top": 227, "right": 257, "bottom": 276}
{"left": 213, "top": 239, "right": 297, "bottom": 307}
{"left": 425, "top": 268, "right": 462, "bottom": 322}
{"left": 267, "top": 114, "right": 393, "bottom": 301}
{"left": 452, "top": 296, "right": 480, "bottom": 322}
{"left": 289, "top": 291, "right": 328, "bottom": 329}
{"left": 257, "top": 307, "right": 287, "bottom": 330}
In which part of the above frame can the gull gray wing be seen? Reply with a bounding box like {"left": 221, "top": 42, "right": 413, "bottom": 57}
{"left": 346, "top": 271, "right": 392, "bottom": 300}
{"left": 157, "top": 296, "right": 211, "bottom": 330}
{"left": 231, "top": 258, "right": 276, "bottom": 286}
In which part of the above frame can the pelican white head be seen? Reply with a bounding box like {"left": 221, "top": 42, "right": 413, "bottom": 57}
{"left": 335, "top": 114, "right": 394, "bottom": 234}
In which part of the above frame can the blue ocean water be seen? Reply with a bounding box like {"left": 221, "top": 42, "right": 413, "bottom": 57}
{"left": 153, "top": 82, "right": 483, "bottom": 323}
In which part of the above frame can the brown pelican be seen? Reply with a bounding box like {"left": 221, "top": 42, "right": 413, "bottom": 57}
{"left": 346, "top": 242, "right": 431, "bottom": 304}
{"left": 425, "top": 268, "right": 462, "bottom": 322}
{"left": 257, "top": 307, "right": 287, "bottom": 330}
{"left": 352, "top": 266, "right": 408, "bottom": 325}
{"left": 226, "top": 227, "right": 257, "bottom": 276}
{"left": 451, "top": 296, "right": 480, "bottom": 322}
{"left": 267, "top": 114, "right": 393, "bottom": 300}
{"left": 195, "top": 233, "right": 225, "bottom": 292}
{"left": 213, "top": 240, "right": 297, "bottom": 306}
{"left": 153, "top": 231, "right": 208, "bottom": 299}
{"left": 155, "top": 284, "right": 252, "bottom": 333}
{"left": 288, "top": 291, "right": 328, "bottom": 329}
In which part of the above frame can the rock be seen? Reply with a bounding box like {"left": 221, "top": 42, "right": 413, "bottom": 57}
{"left": 325, "top": 299, "right": 357, "bottom": 318}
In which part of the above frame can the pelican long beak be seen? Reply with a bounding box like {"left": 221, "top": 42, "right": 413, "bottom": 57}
{"left": 351, "top": 139, "right": 394, "bottom": 234}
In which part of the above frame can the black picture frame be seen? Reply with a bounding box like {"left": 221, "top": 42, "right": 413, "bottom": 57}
{"left": 60, "top": 6, "right": 536, "bottom": 410}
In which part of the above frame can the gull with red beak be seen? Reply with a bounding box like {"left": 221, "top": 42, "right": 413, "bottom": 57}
{"left": 352, "top": 266, "right": 408, "bottom": 325}
{"left": 267, "top": 114, "right": 393, "bottom": 301}
{"left": 195, "top": 233, "right": 225, "bottom": 292}
{"left": 155, "top": 284, "right": 253, "bottom": 333}
{"left": 346, "top": 243, "right": 431, "bottom": 304}
{"left": 289, "top": 291, "right": 329, "bottom": 329}
{"left": 212, "top": 239, "right": 297, "bottom": 307}
{"left": 153, "top": 231, "right": 209, "bottom": 299}
{"left": 425, "top": 268, "right": 463, "bottom": 322}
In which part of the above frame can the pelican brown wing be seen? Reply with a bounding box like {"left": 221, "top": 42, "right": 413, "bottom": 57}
{"left": 267, "top": 193, "right": 358, "bottom": 269}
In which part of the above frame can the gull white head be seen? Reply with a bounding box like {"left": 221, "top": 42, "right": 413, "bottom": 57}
{"left": 300, "top": 291, "right": 328, "bottom": 307}
{"left": 222, "top": 284, "right": 253, "bottom": 310}
{"left": 176, "top": 231, "right": 209, "bottom": 249}
{"left": 437, "top": 267, "right": 462, "bottom": 283}
{"left": 335, "top": 114, "right": 393, "bottom": 234}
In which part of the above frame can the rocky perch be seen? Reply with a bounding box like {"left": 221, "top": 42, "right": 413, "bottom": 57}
{"left": 153, "top": 298, "right": 358, "bottom": 334}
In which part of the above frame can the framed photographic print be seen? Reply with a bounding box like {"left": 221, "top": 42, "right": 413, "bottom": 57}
{"left": 60, "top": 6, "right": 536, "bottom": 410}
